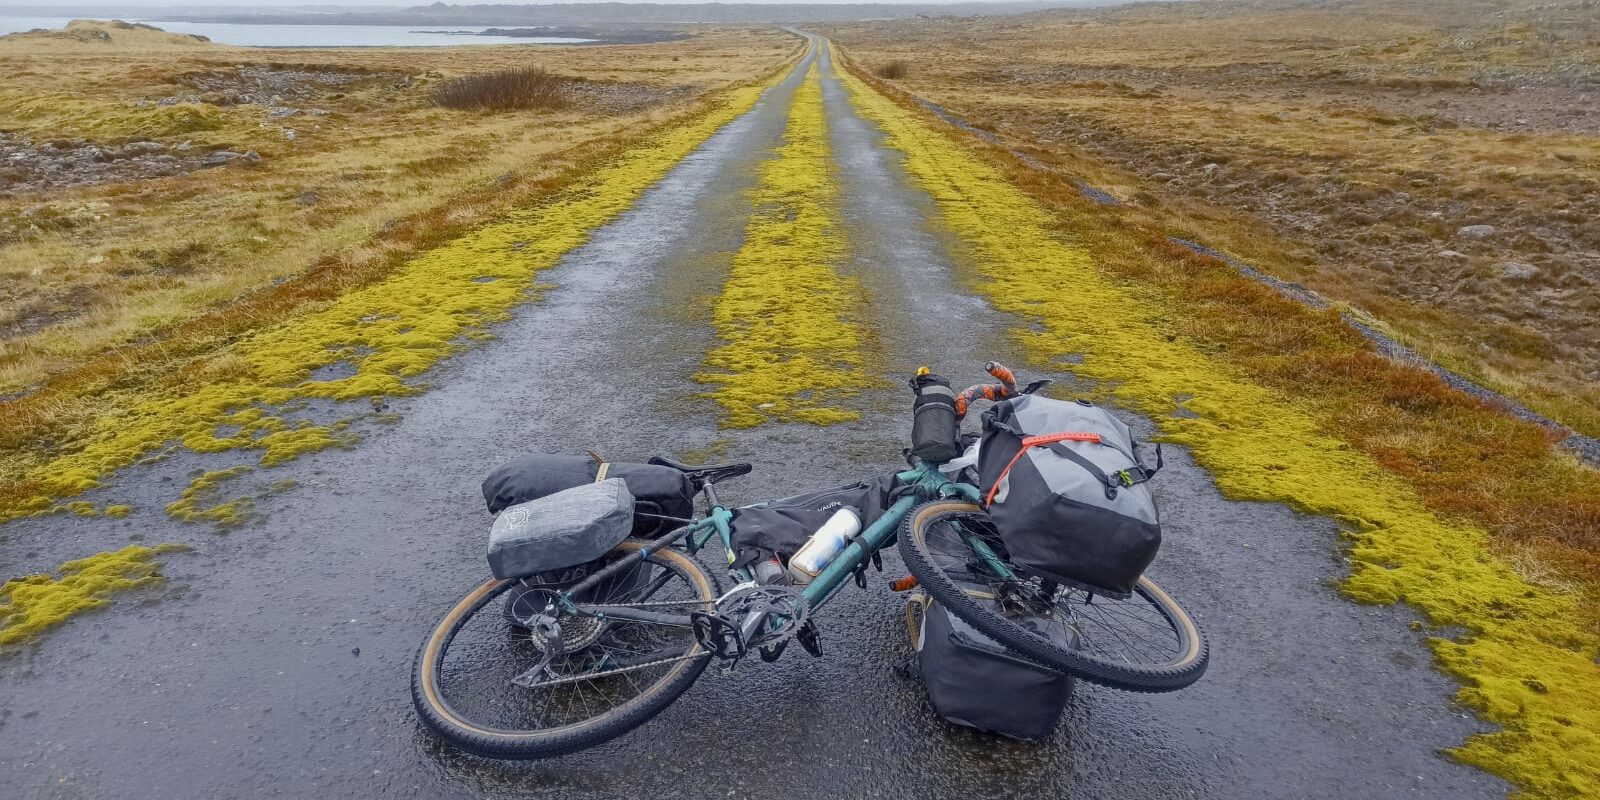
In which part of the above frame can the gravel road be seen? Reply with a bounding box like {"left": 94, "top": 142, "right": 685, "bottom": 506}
{"left": 0, "top": 38, "right": 1510, "bottom": 800}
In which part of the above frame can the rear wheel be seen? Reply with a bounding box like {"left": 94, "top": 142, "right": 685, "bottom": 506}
{"left": 899, "top": 500, "right": 1208, "bottom": 692}
{"left": 412, "top": 540, "right": 719, "bottom": 758}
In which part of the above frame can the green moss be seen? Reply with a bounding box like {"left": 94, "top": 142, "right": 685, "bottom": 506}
{"left": 696, "top": 59, "right": 867, "bottom": 428}
{"left": 104, "top": 504, "right": 132, "bottom": 518}
{"left": 0, "top": 545, "right": 182, "bottom": 647}
{"left": 840, "top": 54, "right": 1600, "bottom": 800}
{"left": 164, "top": 467, "right": 254, "bottom": 528}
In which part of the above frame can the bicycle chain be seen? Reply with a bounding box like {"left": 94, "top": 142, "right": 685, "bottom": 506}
{"left": 518, "top": 651, "right": 709, "bottom": 689}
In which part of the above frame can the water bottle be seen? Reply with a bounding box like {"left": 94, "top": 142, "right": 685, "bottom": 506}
{"left": 910, "top": 368, "right": 962, "bottom": 463}
{"left": 787, "top": 507, "right": 863, "bottom": 585}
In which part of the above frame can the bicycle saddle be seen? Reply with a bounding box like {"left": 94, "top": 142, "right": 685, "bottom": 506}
{"left": 648, "top": 456, "right": 753, "bottom": 489}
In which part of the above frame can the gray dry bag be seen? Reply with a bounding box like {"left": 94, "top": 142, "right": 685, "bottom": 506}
{"left": 487, "top": 479, "right": 634, "bottom": 579}
{"left": 978, "top": 395, "right": 1163, "bottom": 598}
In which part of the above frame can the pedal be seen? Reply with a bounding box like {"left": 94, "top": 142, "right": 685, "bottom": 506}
{"left": 797, "top": 620, "right": 823, "bottom": 658}
{"left": 691, "top": 610, "right": 747, "bottom": 660}
{"left": 759, "top": 641, "right": 788, "bottom": 663}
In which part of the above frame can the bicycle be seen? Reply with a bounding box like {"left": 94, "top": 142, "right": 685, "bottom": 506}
{"left": 412, "top": 363, "right": 1210, "bottom": 759}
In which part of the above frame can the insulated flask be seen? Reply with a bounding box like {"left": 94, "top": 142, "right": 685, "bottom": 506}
{"left": 910, "top": 368, "right": 963, "bottom": 463}
{"left": 788, "top": 507, "right": 863, "bottom": 585}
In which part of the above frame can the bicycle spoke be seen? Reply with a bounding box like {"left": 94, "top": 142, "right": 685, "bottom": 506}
{"left": 432, "top": 551, "right": 706, "bottom": 734}
{"left": 920, "top": 510, "right": 1192, "bottom": 671}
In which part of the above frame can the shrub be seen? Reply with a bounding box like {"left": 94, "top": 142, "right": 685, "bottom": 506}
{"left": 875, "top": 60, "right": 909, "bottom": 80}
{"left": 433, "top": 67, "right": 567, "bottom": 112}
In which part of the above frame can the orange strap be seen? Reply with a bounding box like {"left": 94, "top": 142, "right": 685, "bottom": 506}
{"left": 984, "top": 432, "right": 1103, "bottom": 506}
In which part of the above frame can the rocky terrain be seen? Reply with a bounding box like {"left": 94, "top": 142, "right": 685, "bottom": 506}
{"left": 0, "top": 132, "right": 259, "bottom": 194}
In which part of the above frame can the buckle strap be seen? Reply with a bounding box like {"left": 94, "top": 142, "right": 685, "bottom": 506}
{"left": 985, "top": 431, "right": 1106, "bottom": 506}
{"left": 986, "top": 434, "right": 1163, "bottom": 506}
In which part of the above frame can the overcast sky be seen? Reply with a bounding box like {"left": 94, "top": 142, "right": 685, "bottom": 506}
{"left": 2, "top": 0, "right": 1059, "bottom": 6}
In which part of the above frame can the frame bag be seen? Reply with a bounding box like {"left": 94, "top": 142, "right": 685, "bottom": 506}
{"left": 978, "top": 395, "right": 1163, "bottom": 598}
{"left": 909, "top": 591, "right": 1074, "bottom": 740}
{"left": 482, "top": 453, "right": 696, "bottom": 537}
{"left": 727, "top": 475, "right": 896, "bottom": 567}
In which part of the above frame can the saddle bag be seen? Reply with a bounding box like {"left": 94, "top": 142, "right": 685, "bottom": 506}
{"left": 908, "top": 591, "right": 1074, "bottom": 740}
{"left": 978, "top": 395, "right": 1163, "bottom": 598}
{"left": 482, "top": 453, "right": 696, "bottom": 537}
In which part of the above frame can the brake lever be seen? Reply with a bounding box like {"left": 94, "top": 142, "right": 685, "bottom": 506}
{"left": 1022, "top": 378, "right": 1054, "bottom": 395}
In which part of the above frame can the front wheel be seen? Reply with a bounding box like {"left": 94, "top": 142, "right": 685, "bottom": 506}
{"left": 899, "top": 500, "right": 1209, "bottom": 692}
{"left": 412, "top": 539, "right": 720, "bottom": 758}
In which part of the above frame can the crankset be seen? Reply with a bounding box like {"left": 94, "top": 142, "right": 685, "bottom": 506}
{"left": 693, "top": 583, "right": 810, "bottom": 663}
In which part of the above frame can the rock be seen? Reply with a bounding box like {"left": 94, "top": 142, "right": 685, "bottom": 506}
{"left": 1152, "top": 172, "right": 1176, "bottom": 180}
{"left": 242, "top": 150, "right": 261, "bottom": 163}
{"left": 282, "top": 128, "right": 296, "bottom": 141}
{"left": 202, "top": 150, "right": 244, "bottom": 167}
{"left": 267, "top": 106, "right": 298, "bottom": 120}
{"left": 297, "top": 191, "right": 319, "bottom": 206}
{"left": 1438, "top": 250, "right": 1469, "bottom": 261}
{"left": 1456, "top": 224, "right": 1498, "bottom": 239}
{"left": 1497, "top": 261, "right": 1540, "bottom": 280}
{"left": 1202, "top": 162, "right": 1222, "bottom": 177}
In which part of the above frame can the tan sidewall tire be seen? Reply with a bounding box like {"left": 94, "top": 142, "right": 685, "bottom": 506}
{"left": 412, "top": 540, "right": 718, "bottom": 758}
{"left": 899, "top": 500, "right": 1208, "bottom": 692}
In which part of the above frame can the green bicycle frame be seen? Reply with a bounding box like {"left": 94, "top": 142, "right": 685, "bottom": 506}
{"left": 560, "top": 462, "right": 1007, "bottom": 627}
{"left": 685, "top": 463, "right": 990, "bottom": 613}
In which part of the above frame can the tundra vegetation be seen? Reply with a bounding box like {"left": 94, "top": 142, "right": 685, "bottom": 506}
{"left": 828, "top": 2, "right": 1599, "bottom": 795}
{"left": 0, "top": 20, "right": 798, "bottom": 640}
{"left": 826, "top": 0, "right": 1600, "bottom": 437}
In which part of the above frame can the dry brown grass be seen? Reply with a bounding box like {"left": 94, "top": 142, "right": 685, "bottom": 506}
{"left": 433, "top": 66, "right": 568, "bottom": 111}
{"left": 874, "top": 59, "right": 908, "bottom": 79}
{"left": 824, "top": 0, "right": 1600, "bottom": 437}
{"left": 0, "top": 22, "right": 803, "bottom": 509}
{"left": 0, "top": 22, "right": 799, "bottom": 400}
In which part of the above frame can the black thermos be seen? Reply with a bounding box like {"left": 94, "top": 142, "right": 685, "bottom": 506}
{"left": 909, "top": 369, "right": 962, "bottom": 463}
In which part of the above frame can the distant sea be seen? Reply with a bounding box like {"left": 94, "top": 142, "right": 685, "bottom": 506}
{"left": 0, "top": 16, "right": 593, "bottom": 47}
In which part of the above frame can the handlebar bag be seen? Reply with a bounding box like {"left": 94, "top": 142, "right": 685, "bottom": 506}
{"left": 977, "top": 395, "right": 1162, "bottom": 599}
{"left": 487, "top": 479, "right": 634, "bottom": 579}
{"left": 482, "top": 453, "right": 696, "bottom": 537}
{"left": 909, "top": 590, "right": 1074, "bottom": 740}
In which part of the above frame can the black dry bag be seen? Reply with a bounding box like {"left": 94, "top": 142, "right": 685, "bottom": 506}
{"left": 910, "top": 370, "right": 962, "bottom": 463}
{"left": 909, "top": 591, "right": 1075, "bottom": 740}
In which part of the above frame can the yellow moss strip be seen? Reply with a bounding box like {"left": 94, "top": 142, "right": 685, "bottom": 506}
{"left": 0, "top": 545, "right": 181, "bottom": 647}
{"left": 0, "top": 72, "right": 785, "bottom": 527}
{"left": 164, "top": 467, "right": 255, "bottom": 528}
{"left": 838, "top": 55, "right": 1600, "bottom": 800}
{"left": 696, "top": 60, "right": 867, "bottom": 428}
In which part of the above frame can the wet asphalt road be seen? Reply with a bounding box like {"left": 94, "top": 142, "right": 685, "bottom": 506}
{"left": 0, "top": 38, "right": 1510, "bottom": 800}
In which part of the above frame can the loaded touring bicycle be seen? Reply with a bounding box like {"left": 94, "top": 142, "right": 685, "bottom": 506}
{"left": 413, "top": 363, "right": 1209, "bottom": 757}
